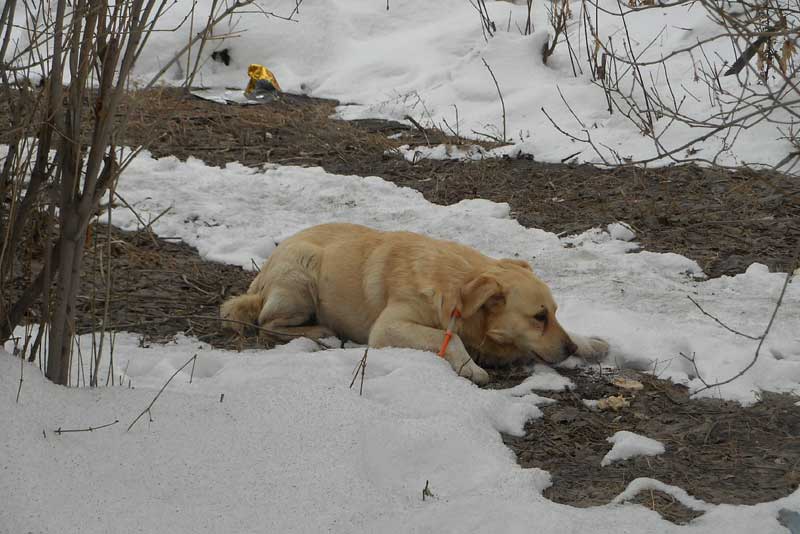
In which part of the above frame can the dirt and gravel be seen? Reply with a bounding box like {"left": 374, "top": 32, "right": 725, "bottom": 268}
{"left": 491, "top": 367, "right": 800, "bottom": 524}
{"left": 4, "top": 88, "right": 799, "bottom": 524}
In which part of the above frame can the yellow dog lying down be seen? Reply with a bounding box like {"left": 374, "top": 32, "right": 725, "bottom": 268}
{"left": 221, "top": 223, "right": 608, "bottom": 384}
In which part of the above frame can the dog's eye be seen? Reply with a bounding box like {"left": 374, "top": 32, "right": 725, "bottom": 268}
{"left": 533, "top": 311, "right": 548, "bottom": 323}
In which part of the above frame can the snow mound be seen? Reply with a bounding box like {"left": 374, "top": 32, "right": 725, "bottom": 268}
{"left": 602, "top": 431, "right": 666, "bottom": 467}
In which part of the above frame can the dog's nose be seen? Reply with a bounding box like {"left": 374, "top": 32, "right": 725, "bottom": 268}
{"left": 564, "top": 339, "right": 578, "bottom": 356}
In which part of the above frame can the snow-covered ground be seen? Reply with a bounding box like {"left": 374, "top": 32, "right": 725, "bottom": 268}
{"left": 116, "top": 0, "right": 796, "bottom": 168}
{"left": 2, "top": 1, "right": 800, "bottom": 531}
{"left": 2, "top": 331, "right": 793, "bottom": 534}
{"left": 7, "top": 0, "right": 789, "bottom": 166}
{"left": 3, "top": 152, "right": 798, "bottom": 533}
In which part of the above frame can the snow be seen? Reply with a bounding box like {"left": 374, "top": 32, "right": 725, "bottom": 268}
{"left": 393, "top": 143, "right": 488, "bottom": 163}
{"left": 103, "top": 0, "right": 796, "bottom": 168}
{"left": 601, "top": 430, "right": 666, "bottom": 466}
{"left": 612, "top": 478, "right": 712, "bottom": 512}
{"left": 503, "top": 364, "right": 575, "bottom": 396}
{"left": 2, "top": 332, "right": 797, "bottom": 534}
{"left": 607, "top": 222, "right": 636, "bottom": 242}
{"left": 3, "top": 1, "right": 800, "bottom": 529}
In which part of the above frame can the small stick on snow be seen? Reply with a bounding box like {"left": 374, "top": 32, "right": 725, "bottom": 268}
{"left": 54, "top": 419, "right": 119, "bottom": 435}
{"left": 686, "top": 296, "right": 760, "bottom": 340}
{"left": 685, "top": 251, "right": 797, "bottom": 396}
{"left": 349, "top": 348, "right": 369, "bottom": 396}
{"left": 127, "top": 354, "right": 197, "bottom": 432}
{"left": 15, "top": 353, "right": 23, "bottom": 403}
{"left": 481, "top": 58, "right": 506, "bottom": 143}
{"left": 189, "top": 355, "right": 197, "bottom": 384}
{"left": 422, "top": 480, "right": 434, "bottom": 501}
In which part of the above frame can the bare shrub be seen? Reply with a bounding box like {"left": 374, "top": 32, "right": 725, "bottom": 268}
{"left": 549, "top": 0, "right": 800, "bottom": 171}
{"left": 0, "top": 0, "right": 172, "bottom": 385}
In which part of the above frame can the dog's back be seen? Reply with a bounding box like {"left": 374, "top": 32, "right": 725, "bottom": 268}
{"left": 220, "top": 223, "right": 487, "bottom": 339}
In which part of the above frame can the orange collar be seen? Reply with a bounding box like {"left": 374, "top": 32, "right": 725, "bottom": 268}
{"left": 437, "top": 309, "right": 461, "bottom": 358}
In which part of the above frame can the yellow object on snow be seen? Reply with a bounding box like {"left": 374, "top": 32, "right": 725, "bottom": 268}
{"left": 245, "top": 64, "right": 281, "bottom": 95}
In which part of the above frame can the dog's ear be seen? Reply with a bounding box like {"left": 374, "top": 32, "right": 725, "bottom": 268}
{"left": 499, "top": 258, "right": 532, "bottom": 271}
{"left": 461, "top": 275, "right": 504, "bottom": 318}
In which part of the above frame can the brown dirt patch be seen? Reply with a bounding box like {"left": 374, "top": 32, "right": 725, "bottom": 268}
{"left": 76, "top": 224, "right": 258, "bottom": 349}
{"left": 6, "top": 223, "right": 264, "bottom": 353}
{"left": 492, "top": 367, "right": 800, "bottom": 524}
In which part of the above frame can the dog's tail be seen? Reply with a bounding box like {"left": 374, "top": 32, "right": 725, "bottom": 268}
{"left": 220, "top": 293, "right": 264, "bottom": 333}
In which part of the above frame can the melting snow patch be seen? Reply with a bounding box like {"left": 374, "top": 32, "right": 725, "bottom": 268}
{"left": 607, "top": 222, "right": 636, "bottom": 242}
{"left": 394, "top": 143, "right": 488, "bottom": 162}
{"left": 601, "top": 431, "right": 666, "bottom": 466}
{"left": 612, "top": 477, "right": 711, "bottom": 512}
{"left": 503, "top": 365, "right": 575, "bottom": 396}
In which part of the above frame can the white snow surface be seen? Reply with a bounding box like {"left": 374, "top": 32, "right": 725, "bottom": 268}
{"left": 108, "top": 0, "right": 798, "bottom": 167}
{"left": 1, "top": 334, "right": 794, "bottom": 534}
{"left": 601, "top": 430, "right": 666, "bottom": 466}
{"left": 1, "top": 153, "right": 799, "bottom": 532}
{"left": 10, "top": 0, "right": 788, "bottom": 166}
{"left": 612, "top": 478, "right": 713, "bottom": 512}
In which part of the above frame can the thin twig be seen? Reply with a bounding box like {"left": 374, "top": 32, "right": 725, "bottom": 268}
{"left": 404, "top": 115, "right": 430, "bottom": 146}
{"left": 686, "top": 295, "right": 760, "bottom": 340}
{"left": 114, "top": 192, "right": 160, "bottom": 248}
{"left": 189, "top": 354, "right": 197, "bottom": 384}
{"left": 15, "top": 354, "right": 23, "bottom": 403}
{"left": 422, "top": 480, "right": 434, "bottom": 501}
{"left": 349, "top": 347, "right": 369, "bottom": 395}
{"left": 127, "top": 354, "right": 197, "bottom": 432}
{"left": 690, "top": 256, "right": 797, "bottom": 395}
{"left": 481, "top": 57, "right": 506, "bottom": 142}
{"left": 55, "top": 419, "right": 119, "bottom": 434}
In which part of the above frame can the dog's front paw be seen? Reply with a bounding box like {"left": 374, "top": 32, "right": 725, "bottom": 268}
{"left": 457, "top": 359, "right": 490, "bottom": 386}
{"left": 572, "top": 334, "right": 610, "bottom": 362}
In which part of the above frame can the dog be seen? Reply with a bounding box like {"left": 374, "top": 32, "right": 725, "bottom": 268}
{"left": 220, "top": 223, "right": 609, "bottom": 384}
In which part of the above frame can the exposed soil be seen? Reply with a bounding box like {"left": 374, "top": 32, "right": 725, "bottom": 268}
{"left": 491, "top": 367, "right": 800, "bottom": 524}
{"left": 75, "top": 224, "right": 257, "bottom": 349}
{"left": 4, "top": 88, "right": 799, "bottom": 524}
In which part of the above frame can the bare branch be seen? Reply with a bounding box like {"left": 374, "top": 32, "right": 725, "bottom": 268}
{"left": 127, "top": 354, "right": 197, "bottom": 432}
{"left": 481, "top": 57, "right": 507, "bottom": 142}
{"left": 686, "top": 296, "right": 761, "bottom": 340}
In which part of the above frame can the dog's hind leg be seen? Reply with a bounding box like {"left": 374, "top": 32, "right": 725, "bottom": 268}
{"left": 220, "top": 294, "right": 264, "bottom": 333}
{"left": 257, "top": 287, "right": 336, "bottom": 340}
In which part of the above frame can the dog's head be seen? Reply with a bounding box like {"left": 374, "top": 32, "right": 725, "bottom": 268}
{"left": 460, "top": 259, "right": 576, "bottom": 363}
